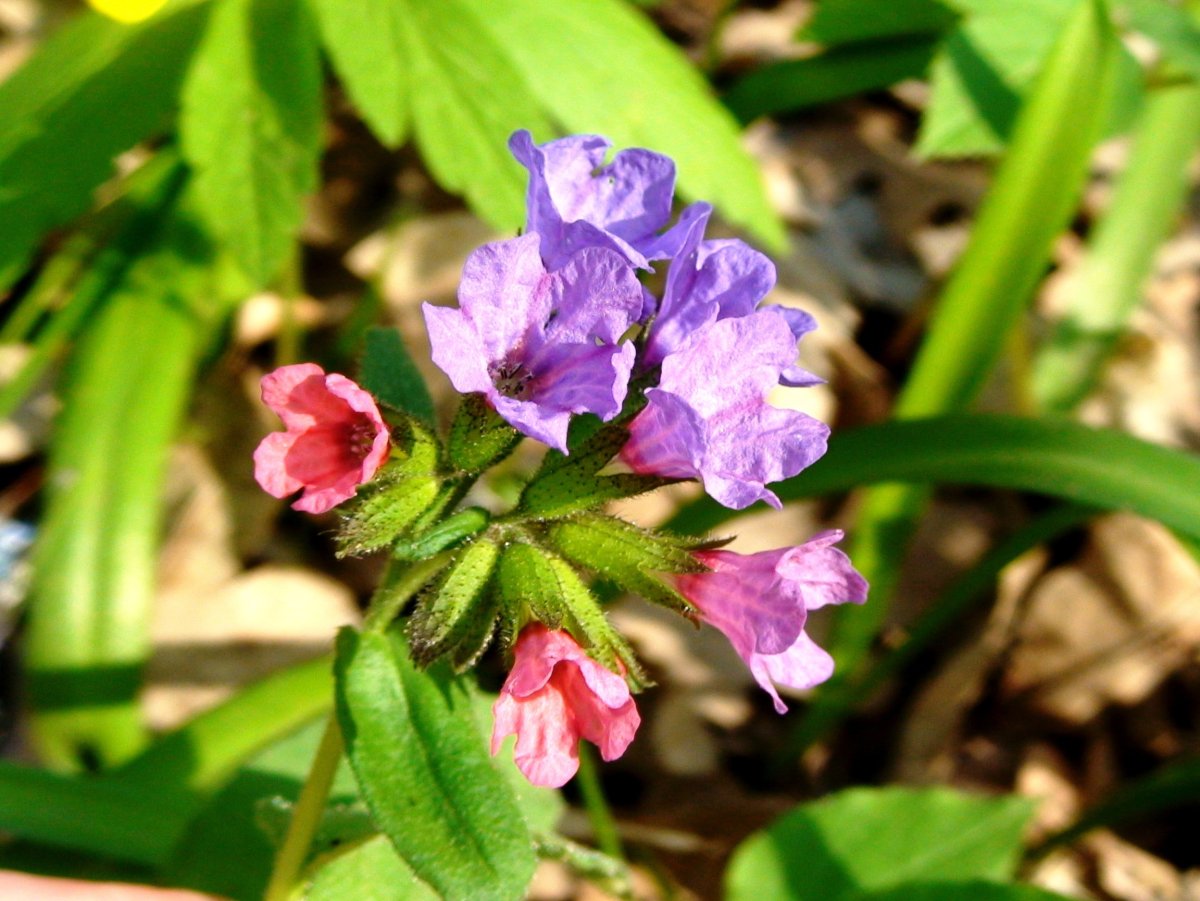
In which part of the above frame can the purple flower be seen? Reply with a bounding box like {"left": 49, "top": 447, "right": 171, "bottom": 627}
{"left": 620, "top": 313, "right": 829, "bottom": 509}
{"left": 674, "top": 531, "right": 868, "bottom": 713}
{"left": 423, "top": 233, "right": 642, "bottom": 452}
{"left": 509, "top": 130, "right": 700, "bottom": 271}
{"left": 644, "top": 203, "right": 820, "bottom": 387}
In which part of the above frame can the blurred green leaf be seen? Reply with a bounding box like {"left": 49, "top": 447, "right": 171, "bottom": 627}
{"left": 917, "top": 0, "right": 1083, "bottom": 157}
{"left": 0, "top": 2, "right": 211, "bottom": 290}
{"left": 181, "top": 0, "right": 323, "bottom": 287}
{"left": 163, "top": 718, "right": 359, "bottom": 901}
{"left": 1120, "top": 0, "right": 1200, "bottom": 80}
{"left": 305, "top": 0, "right": 410, "bottom": 146}
{"left": 359, "top": 327, "right": 434, "bottom": 423}
{"left": 864, "top": 883, "right": 1077, "bottom": 901}
{"left": 389, "top": 0, "right": 554, "bottom": 231}
{"left": 783, "top": 504, "right": 1095, "bottom": 758}
{"left": 24, "top": 183, "right": 221, "bottom": 771}
{"left": 334, "top": 628, "right": 535, "bottom": 901}
{"left": 832, "top": 0, "right": 1122, "bottom": 679}
{"left": 669, "top": 416, "right": 1200, "bottom": 541}
{"left": 724, "top": 38, "right": 939, "bottom": 122}
{"left": 1033, "top": 74, "right": 1200, "bottom": 412}
{"left": 725, "top": 787, "right": 1033, "bottom": 901}
{"left": 468, "top": 0, "right": 785, "bottom": 249}
{"left": 800, "top": 0, "right": 959, "bottom": 44}
{"left": 0, "top": 762, "right": 165, "bottom": 865}
{"left": 0, "top": 656, "right": 331, "bottom": 868}
{"left": 1038, "top": 753, "right": 1200, "bottom": 854}
{"left": 307, "top": 835, "right": 439, "bottom": 901}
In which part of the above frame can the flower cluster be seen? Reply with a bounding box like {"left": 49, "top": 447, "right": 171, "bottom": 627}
{"left": 252, "top": 130, "right": 867, "bottom": 789}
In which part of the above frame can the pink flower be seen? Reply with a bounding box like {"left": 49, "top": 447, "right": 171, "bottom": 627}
{"left": 252, "top": 363, "right": 390, "bottom": 514}
{"left": 674, "top": 531, "right": 868, "bottom": 713}
{"left": 491, "top": 624, "right": 640, "bottom": 787}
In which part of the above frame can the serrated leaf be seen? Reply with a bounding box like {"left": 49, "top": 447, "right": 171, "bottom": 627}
{"left": 387, "top": 0, "right": 553, "bottom": 230}
{"left": 0, "top": 2, "right": 211, "bottom": 289}
{"left": 360, "top": 327, "right": 434, "bottom": 424}
{"left": 800, "top": 0, "right": 959, "bottom": 44}
{"left": 916, "top": 0, "right": 1078, "bottom": 158}
{"left": 334, "top": 628, "right": 535, "bottom": 901}
{"left": 725, "top": 787, "right": 1034, "bottom": 901}
{"left": 408, "top": 539, "right": 501, "bottom": 666}
{"left": 465, "top": 0, "right": 784, "bottom": 249}
{"left": 181, "top": 0, "right": 323, "bottom": 287}
{"left": 305, "top": 0, "right": 410, "bottom": 146}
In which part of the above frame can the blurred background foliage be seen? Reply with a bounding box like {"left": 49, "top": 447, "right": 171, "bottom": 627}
{"left": 1, "top": 0, "right": 1200, "bottom": 898}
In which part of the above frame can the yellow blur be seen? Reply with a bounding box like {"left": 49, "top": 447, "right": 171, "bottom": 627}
{"left": 87, "top": 0, "right": 168, "bottom": 23}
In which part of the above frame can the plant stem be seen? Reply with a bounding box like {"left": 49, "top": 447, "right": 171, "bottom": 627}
{"left": 262, "top": 714, "right": 344, "bottom": 901}
{"left": 362, "top": 552, "right": 455, "bottom": 634}
{"left": 576, "top": 743, "right": 624, "bottom": 861}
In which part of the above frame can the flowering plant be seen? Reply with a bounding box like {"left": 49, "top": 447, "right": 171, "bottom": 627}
{"left": 252, "top": 130, "right": 866, "bottom": 899}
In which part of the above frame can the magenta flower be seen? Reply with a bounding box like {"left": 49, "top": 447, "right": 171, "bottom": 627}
{"left": 674, "top": 531, "right": 868, "bottom": 713}
{"left": 509, "top": 129, "right": 701, "bottom": 271}
{"left": 643, "top": 203, "right": 820, "bottom": 387}
{"left": 621, "top": 313, "right": 829, "bottom": 510}
{"left": 491, "top": 624, "right": 641, "bottom": 788}
{"left": 423, "top": 233, "right": 642, "bottom": 452}
{"left": 253, "top": 363, "right": 390, "bottom": 514}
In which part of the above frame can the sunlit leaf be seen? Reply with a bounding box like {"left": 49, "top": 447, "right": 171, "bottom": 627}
{"left": 181, "top": 0, "right": 322, "bottom": 286}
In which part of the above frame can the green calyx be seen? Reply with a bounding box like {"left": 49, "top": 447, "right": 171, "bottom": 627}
{"left": 338, "top": 389, "right": 714, "bottom": 684}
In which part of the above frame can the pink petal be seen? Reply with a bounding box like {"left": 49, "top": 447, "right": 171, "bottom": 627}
{"left": 492, "top": 687, "right": 581, "bottom": 788}
{"left": 252, "top": 431, "right": 304, "bottom": 499}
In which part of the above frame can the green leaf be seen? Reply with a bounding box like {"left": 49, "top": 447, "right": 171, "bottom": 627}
{"left": 546, "top": 514, "right": 703, "bottom": 613}
{"left": 334, "top": 628, "right": 536, "bottom": 901}
{"left": 496, "top": 542, "right": 644, "bottom": 684}
{"left": 387, "top": 0, "right": 553, "bottom": 231}
{"left": 0, "top": 2, "right": 211, "bottom": 288}
{"left": 0, "top": 656, "right": 331, "bottom": 868}
{"left": 305, "top": 0, "right": 410, "bottom": 146}
{"left": 1032, "top": 72, "right": 1200, "bottom": 412}
{"left": 864, "top": 883, "right": 1077, "bottom": 901}
{"left": 392, "top": 506, "right": 491, "bottom": 563}
{"left": 359, "top": 327, "right": 435, "bottom": 423}
{"left": 1119, "top": 0, "right": 1200, "bottom": 81}
{"left": 408, "top": 538, "right": 501, "bottom": 668}
{"left": 723, "top": 38, "right": 940, "bottom": 123}
{"left": 162, "top": 717, "right": 359, "bottom": 900}
{"left": 669, "top": 415, "right": 1200, "bottom": 541}
{"left": 467, "top": 0, "right": 785, "bottom": 249}
{"left": 519, "top": 417, "right": 670, "bottom": 518}
{"left": 307, "top": 835, "right": 439, "bottom": 901}
{"left": 0, "top": 152, "right": 185, "bottom": 421}
{"left": 725, "top": 787, "right": 1033, "bottom": 901}
{"left": 180, "top": 0, "right": 323, "bottom": 287}
{"left": 916, "top": 0, "right": 1081, "bottom": 157}
{"left": 800, "top": 0, "right": 959, "bottom": 44}
{"left": 832, "top": 0, "right": 1122, "bottom": 678}
{"left": 0, "top": 762, "right": 166, "bottom": 865}
{"left": 448, "top": 393, "right": 522, "bottom": 474}
{"left": 1038, "top": 753, "right": 1200, "bottom": 854}
{"left": 336, "top": 470, "right": 443, "bottom": 558}
{"left": 24, "top": 181, "right": 221, "bottom": 770}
